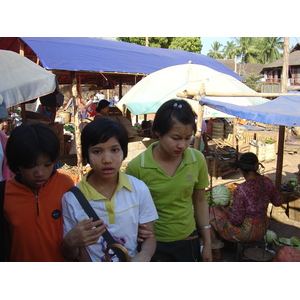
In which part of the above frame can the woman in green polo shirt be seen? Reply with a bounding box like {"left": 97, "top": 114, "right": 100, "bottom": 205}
{"left": 126, "top": 99, "right": 212, "bottom": 262}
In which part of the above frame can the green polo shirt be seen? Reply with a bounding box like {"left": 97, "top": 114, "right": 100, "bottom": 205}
{"left": 126, "top": 141, "right": 209, "bottom": 242}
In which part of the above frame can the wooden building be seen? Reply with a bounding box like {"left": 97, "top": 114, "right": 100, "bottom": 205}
{"left": 261, "top": 43, "right": 300, "bottom": 93}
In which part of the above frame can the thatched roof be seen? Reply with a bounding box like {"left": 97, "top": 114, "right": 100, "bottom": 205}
{"left": 291, "top": 43, "right": 300, "bottom": 52}
{"left": 216, "top": 59, "right": 263, "bottom": 76}
{"left": 263, "top": 50, "right": 300, "bottom": 69}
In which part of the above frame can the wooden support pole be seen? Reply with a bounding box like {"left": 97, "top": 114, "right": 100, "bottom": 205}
{"left": 194, "top": 105, "right": 203, "bottom": 150}
{"left": 194, "top": 84, "right": 205, "bottom": 150}
{"left": 71, "top": 71, "right": 83, "bottom": 181}
{"left": 275, "top": 37, "right": 290, "bottom": 191}
{"left": 119, "top": 77, "right": 123, "bottom": 99}
{"left": 233, "top": 117, "right": 237, "bottom": 149}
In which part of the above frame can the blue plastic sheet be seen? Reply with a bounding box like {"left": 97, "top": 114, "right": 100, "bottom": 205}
{"left": 20, "top": 37, "right": 242, "bottom": 80}
{"left": 200, "top": 95, "right": 300, "bottom": 126}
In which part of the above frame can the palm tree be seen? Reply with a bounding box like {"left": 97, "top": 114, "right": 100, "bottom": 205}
{"left": 233, "top": 37, "right": 260, "bottom": 63}
{"left": 258, "top": 37, "right": 284, "bottom": 64}
{"left": 222, "top": 40, "right": 237, "bottom": 59}
{"left": 207, "top": 41, "right": 224, "bottom": 59}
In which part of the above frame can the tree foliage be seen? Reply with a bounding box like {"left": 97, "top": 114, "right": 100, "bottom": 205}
{"left": 233, "top": 37, "right": 261, "bottom": 63}
{"left": 208, "top": 37, "right": 284, "bottom": 65}
{"left": 117, "top": 37, "right": 172, "bottom": 48}
{"left": 207, "top": 41, "right": 224, "bottom": 59}
{"left": 169, "top": 37, "right": 202, "bottom": 53}
{"left": 117, "top": 37, "right": 284, "bottom": 65}
{"left": 257, "top": 37, "right": 284, "bottom": 64}
{"left": 117, "top": 37, "right": 202, "bottom": 53}
{"left": 243, "top": 73, "right": 264, "bottom": 92}
{"left": 222, "top": 41, "right": 237, "bottom": 59}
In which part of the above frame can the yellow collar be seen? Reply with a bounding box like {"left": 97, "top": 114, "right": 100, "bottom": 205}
{"left": 78, "top": 170, "right": 132, "bottom": 201}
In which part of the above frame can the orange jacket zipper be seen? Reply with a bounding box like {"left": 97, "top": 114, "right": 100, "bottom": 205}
{"left": 35, "top": 193, "right": 40, "bottom": 216}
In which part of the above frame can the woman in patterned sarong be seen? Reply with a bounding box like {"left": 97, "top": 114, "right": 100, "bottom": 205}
{"left": 209, "top": 152, "right": 283, "bottom": 244}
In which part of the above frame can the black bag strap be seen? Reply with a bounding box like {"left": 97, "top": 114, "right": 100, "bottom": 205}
{"left": 0, "top": 180, "right": 7, "bottom": 262}
{"left": 69, "top": 186, "right": 128, "bottom": 262}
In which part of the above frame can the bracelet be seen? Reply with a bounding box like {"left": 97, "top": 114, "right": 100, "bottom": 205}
{"left": 199, "top": 225, "right": 211, "bottom": 230}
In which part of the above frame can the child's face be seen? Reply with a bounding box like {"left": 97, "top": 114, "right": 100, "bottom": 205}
{"left": 155, "top": 120, "right": 193, "bottom": 158}
{"left": 18, "top": 154, "right": 55, "bottom": 193}
{"left": 0, "top": 120, "right": 8, "bottom": 133}
{"left": 88, "top": 137, "right": 123, "bottom": 180}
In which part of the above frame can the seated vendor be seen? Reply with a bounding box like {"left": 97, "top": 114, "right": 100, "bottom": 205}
{"left": 36, "top": 105, "right": 56, "bottom": 123}
{"left": 209, "top": 152, "right": 283, "bottom": 259}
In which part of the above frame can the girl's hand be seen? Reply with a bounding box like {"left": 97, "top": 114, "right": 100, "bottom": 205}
{"left": 202, "top": 244, "right": 213, "bottom": 262}
{"left": 137, "top": 223, "right": 154, "bottom": 242}
{"left": 64, "top": 218, "right": 108, "bottom": 248}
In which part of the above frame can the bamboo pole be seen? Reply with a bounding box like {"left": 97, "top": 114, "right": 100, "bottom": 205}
{"left": 177, "top": 90, "right": 299, "bottom": 98}
{"left": 194, "top": 106, "right": 203, "bottom": 150}
{"left": 275, "top": 37, "right": 290, "bottom": 191}
{"left": 71, "top": 71, "right": 83, "bottom": 181}
{"left": 233, "top": 117, "right": 237, "bottom": 149}
{"left": 19, "top": 39, "right": 25, "bottom": 56}
{"left": 193, "top": 84, "right": 205, "bottom": 150}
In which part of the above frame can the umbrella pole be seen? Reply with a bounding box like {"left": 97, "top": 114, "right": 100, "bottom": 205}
{"left": 18, "top": 42, "right": 27, "bottom": 123}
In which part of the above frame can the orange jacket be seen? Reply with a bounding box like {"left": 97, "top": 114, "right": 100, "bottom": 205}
{"left": 3, "top": 171, "right": 74, "bottom": 262}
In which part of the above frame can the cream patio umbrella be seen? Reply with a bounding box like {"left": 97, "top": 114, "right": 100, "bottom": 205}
{"left": 116, "top": 62, "right": 269, "bottom": 118}
{"left": 0, "top": 50, "right": 57, "bottom": 108}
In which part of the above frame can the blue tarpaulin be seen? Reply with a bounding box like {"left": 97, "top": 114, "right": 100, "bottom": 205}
{"left": 200, "top": 95, "right": 300, "bottom": 126}
{"left": 19, "top": 37, "right": 242, "bottom": 80}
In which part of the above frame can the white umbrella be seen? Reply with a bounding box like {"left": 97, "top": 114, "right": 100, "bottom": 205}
{"left": 0, "top": 50, "right": 56, "bottom": 108}
{"left": 117, "top": 63, "right": 269, "bottom": 117}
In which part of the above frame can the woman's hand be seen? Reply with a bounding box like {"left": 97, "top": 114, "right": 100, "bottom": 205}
{"left": 137, "top": 223, "right": 154, "bottom": 242}
{"left": 202, "top": 244, "right": 213, "bottom": 262}
{"left": 216, "top": 205, "right": 231, "bottom": 217}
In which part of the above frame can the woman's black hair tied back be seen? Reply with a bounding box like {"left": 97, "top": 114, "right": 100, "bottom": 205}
{"left": 229, "top": 152, "right": 265, "bottom": 173}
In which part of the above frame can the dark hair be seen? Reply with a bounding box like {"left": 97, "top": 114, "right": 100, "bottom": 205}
{"left": 96, "top": 100, "right": 110, "bottom": 112}
{"left": 6, "top": 122, "right": 60, "bottom": 173}
{"left": 152, "top": 99, "right": 196, "bottom": 137}
{"left": 81, "top": 118, "right": 128, "bottom": 163}
{"left": 238, "top": 152, "right": 260, "bottom": 172}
